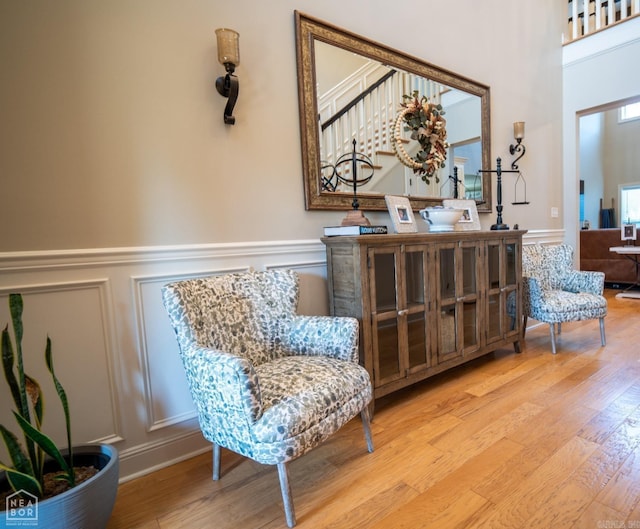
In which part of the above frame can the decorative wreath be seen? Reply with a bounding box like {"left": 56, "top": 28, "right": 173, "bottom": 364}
{"left": 392, "top": 91, "right": 448, "bottom": 184}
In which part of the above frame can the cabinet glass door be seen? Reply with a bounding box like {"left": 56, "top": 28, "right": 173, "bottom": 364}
{"left": 370, "top": 249, "right": 402, "bottom": 385}
{"left": 486, "top": 238, "right": 521, "bottom": 345}
{"left": 437, "top": 243, "right": 480, "bottom": 363}
{"left": 369, "top": 246, "right": 431, "bottom": 387}
{"left": 405, "top": 247, "right": 430, "bottom": 372}
{"left": 504, "top": 240, "right": 520, "bottom": 338}
{"left": 461, "top": 244, "right": 480, "bottom": 354}
{"left": 486, "top": 242, "right": 503, "bottom": 344}
{"left": 437, "top": 245, "right": 459, "bottom": 362}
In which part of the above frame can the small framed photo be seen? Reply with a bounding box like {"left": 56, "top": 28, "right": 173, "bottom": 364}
{"left": 385, "top": 195, "right": 417, "bottom": 233}
{"left": 621, "top": 223, "right": 637, "bottom": 241}
{"left": 443, "top": 199, "right": 481, "bottom": 231}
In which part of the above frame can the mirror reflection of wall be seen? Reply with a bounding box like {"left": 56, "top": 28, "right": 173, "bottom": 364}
{"left": 579, "top": 97, "right": 640, "bottom": 229}
{"left": 450, "top": 139, "right": 482, "bottom": 200}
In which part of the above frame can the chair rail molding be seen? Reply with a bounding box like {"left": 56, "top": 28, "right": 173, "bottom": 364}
{"left": 522, "top": 229, "right": 565, "bottom": 246}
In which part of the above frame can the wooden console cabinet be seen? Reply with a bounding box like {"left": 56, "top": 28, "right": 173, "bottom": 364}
{"left": 322, "top": 231, "right": 525, "bottom": 402}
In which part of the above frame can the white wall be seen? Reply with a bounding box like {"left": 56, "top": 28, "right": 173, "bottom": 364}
{"left": 579, "top": 113, "right": 605, "bottom": 228}
{"left": 0, "top": 0, "right": 565, "bottom": 251}
{"left": 0, "top": 0, "right": 567, "bottom": 481}
{"left": 579, "top": 105, "right": 640, "bottom": 229}
{"left": 604, "top": 106, "right": 640, "bottom": 219}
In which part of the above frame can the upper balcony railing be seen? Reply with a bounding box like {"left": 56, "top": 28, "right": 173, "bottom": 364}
{"left": 565, "top": 0, "right": 640, "bottom": 43}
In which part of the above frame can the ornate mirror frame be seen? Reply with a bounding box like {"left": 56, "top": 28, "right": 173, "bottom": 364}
{"left": 295, "top": 11, "right": 492, "bottom": 212}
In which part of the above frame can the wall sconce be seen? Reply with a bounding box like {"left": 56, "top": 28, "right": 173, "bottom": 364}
{"left": 509, "top": 121, "right": 526, "bottom": 170}
{"left": 215, "top": 28, "right": 240, "bottom": 125}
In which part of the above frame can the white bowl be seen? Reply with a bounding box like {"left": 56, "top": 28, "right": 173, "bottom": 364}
{"left": 419, "top": 207, "right": 464, "bottom": 232}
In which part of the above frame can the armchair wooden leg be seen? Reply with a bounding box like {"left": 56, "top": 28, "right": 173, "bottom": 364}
{"left": 213, "top": 443, "right": 221, "bottom": 481}
{"left": 361, "top": 407, "right": 374, "bottom": 453}
{"left": 522, "top": 316, "right": 528, "bottom": 339}
{"left": 599, "top": 317, "right": 606, "bottom": 346}
{"left": 549, "top": 323, "right": 557, "bottom": 354}
{"left": 277, "top": 462, "right": 296, "bottom": 528}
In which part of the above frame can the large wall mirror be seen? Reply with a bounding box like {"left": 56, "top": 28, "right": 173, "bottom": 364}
{"left": 295, "top": 11, "right": 492, "bottom": 212}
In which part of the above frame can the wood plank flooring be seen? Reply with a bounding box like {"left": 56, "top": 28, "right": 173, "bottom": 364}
{"left": 107, "top": 290, "right": 640, "bottom": 529}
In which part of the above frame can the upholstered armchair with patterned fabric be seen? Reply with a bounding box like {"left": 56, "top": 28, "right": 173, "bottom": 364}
{"left": 161, "top": 269, "right": 373, "bottom": 527}
{"left": 522, "top": 243, "right": 607, "bottom": 354}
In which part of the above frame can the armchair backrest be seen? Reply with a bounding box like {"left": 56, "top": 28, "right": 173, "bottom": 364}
{"left": 522, "top": 243, "right": 574, "bottom": 290}
{"left": 162, "top": 269, "right": 300, "bottom": 366}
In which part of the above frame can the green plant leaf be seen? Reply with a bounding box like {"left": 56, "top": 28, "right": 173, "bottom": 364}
{"left": 3, "top": 294, "right": 39, "bottom": 483}
{"left": 12, "top": 411, "right": 71, "bottom": 479}
{"left": 45, "top": 336, "right": 74, "bottom": 485}
{"left": 0, "top": 424, "right": 34, "bottom": 476}
{"left": 9, "top": 294, "right": 28, "bottom": 420}
{"left": 24, "top": 373, "right": 46, "bottom": 478}
{"left": 24, "top": 374, "right": 44, "bottom": 429}
{"left": 0, "top": 462, "right": 42, "bottom": 498}
{"left": 9, "top": 294, "right": 23, "bottom": 349}
{"left": 2, "top": 325, "right": 22, "bottom": 411}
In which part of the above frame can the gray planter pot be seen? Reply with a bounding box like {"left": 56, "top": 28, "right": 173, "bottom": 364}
{"left": 1, "top": 443, "right": 119, "bottom": 529}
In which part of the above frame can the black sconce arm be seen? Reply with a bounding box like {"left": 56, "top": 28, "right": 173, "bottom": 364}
{"left": 509, "top": 140, "right": 526, "bottom": 171}
{"left": 216, "top": 64, "right": 239, "bottom": 125}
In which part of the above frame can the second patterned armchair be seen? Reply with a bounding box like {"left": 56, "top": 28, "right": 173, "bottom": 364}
{"left": 162, "top": 269, "right": 374, "bottom": 527}
{"left": 522, "top": 243, "right": 607, "bottom": 354}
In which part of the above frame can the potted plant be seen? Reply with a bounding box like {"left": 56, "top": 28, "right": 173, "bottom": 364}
{"left": 0, "top": 293, "right": 119, "bottom": 529}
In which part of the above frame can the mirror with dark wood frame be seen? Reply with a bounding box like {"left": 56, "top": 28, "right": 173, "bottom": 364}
{"left": 295, "top": 11, "right": 492, "bottom": 212}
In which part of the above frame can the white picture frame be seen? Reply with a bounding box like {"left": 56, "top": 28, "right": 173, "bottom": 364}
{"left": 443, "top": 199, "right": 481, "bottom": 231}
{"left": 621, "top": 223, "right": 637, "bottom": 241}
{"left": 385, "top": 195, "right": 417, "bottom": 233}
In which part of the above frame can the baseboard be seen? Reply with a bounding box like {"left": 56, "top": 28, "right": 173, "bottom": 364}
{"left": 116, "top": 429, "right": 211, "bottom": 483}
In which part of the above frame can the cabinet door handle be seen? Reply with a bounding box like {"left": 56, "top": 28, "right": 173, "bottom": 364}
{"left": 398, "top": 309, "right": 408, "bottom": 316}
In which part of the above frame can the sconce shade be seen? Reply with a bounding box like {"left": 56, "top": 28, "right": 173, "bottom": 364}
{"left": 215, "top": 28, "right": 240, "bottom": 67}
{"left": 513, "top": 121, "right": 525, "bottom": 140}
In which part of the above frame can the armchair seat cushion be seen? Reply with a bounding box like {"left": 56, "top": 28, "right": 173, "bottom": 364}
{"left": 531, "top": 290, "right": 607, "bottom": 323}
{"left": 253, "top": 355, "right": 371, "bottom": 443}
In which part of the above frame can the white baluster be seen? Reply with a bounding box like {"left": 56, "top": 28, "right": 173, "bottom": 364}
{"left": 381, "top": 84, "right": 384, "bottom": 151}
{"left": 361, "top": 91, "right": 368, "bottom": 159}
{"left": 366, "top": 88, "right": 379, "bottom": 154}
{"left": 621, "top": 0, "right": 629, "bottom": 20}
{"left": 608, "top": 0, "right": 615, "bottom": 25}
{"left": 582, "top": 0, "right": 590, "bottom": 34}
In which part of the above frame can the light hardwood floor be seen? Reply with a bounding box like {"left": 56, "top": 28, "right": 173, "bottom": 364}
{"left": 107, "top": 290, "right": 640, "bottom": 529}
